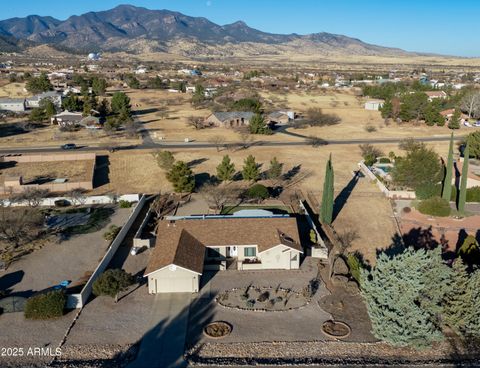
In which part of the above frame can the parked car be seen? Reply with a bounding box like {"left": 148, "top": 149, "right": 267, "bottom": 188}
{"left": 54, "top": 199, "right": 71, "bottom": 207}
{"left": 61, "top": 143, "right": 77, "bottom": 150}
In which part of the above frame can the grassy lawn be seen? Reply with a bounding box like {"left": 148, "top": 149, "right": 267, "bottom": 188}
{"left": 221, "top": 204, "right": 292, "bottom": 215}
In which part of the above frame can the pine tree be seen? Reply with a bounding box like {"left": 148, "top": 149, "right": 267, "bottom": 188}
{"left": 458, "top": 142, "right": 469, "bottom": 214}
{"left": 442, "top": 133, "right": 454, "bottom": 201}
{"left": 320, "top": 154, "right": 334, "bottom": 224}
{"left": 166, "top": 161, "right": 195, "bottom": 193}
{"left": 249, "top": 113, "right": 272, "bottom": 135}
{"left": 216, "top": 155, "right": 235, "bottom": 182}
{"left": 448, "top": 109, "right": 461, "bottom": 129}
{"left": 361, "top": 247, "right": 450, "bottom": 348}
{"left": 267, "top": 156, "right": 283, "bottom": 180}
{"left": 242, "top": 155, "right": 259, "bottom": 181}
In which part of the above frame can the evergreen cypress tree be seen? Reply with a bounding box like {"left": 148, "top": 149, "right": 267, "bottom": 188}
{"left": 242, "top": 155, "right": 259, "bottom": 181}
{"left": 320, "top": 154, "right": 334, "bottom": 224}
{"left": 442, "top": 133, "right": 454, "bottom": 201}
{"left": 216, "top": 155, "right": 236, "bottom": 182}
{"left": 458, "top": 142, "right": 469, "bottom": 214}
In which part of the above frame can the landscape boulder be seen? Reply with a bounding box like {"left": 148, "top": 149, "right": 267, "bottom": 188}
{"left": 333, "top": 256, "right": 349, "bottom": 275}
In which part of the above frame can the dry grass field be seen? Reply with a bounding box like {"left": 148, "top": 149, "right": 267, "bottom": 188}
{"left": 0, "top": 160, "right": 93, "bottom": 184}
{"left": 0, "top": 81, "right": 29, "bottom": 98}
{"left": 262, "top": 90, "right": 470, "bottom": 140}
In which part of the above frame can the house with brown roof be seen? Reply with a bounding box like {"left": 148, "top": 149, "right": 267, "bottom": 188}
{"left": 144, "top": 215, "right": 303, "bottom": 293}
{"left": 425, "top": 90, "right": 447, "bottom": 102}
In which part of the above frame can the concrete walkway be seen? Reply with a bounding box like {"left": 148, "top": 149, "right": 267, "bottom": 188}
{"left": 128, "top": 293, "right": 193, "bottom": 368}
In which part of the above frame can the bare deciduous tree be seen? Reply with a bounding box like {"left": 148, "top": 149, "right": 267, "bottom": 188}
{"left": 9, "top": 188, "right": 50, "bottom": 208}
{"left": 69, "top": 188, "right": 87, "bottom": 206}
{"left": 199, "top": 183, "right": 241, "bottom": 213}
{"left": 0, "top": 207, "right": 43, "bottom": 249}
{"left": 187, "top": 116, "right": 205, "bottom": 130}
{"left": 208, "top": 135, "right": 226, "bottom": 152}
{"left": 460, "top": 91, "right": 480, "bottom": 118}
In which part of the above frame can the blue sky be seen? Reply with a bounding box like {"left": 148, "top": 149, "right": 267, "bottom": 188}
{"left": 3, "top": 0, "right": 479, "bottom": 57}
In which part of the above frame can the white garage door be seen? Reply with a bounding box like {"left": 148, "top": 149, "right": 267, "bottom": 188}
{"left": 154, "top": 276, "right": 195, "bottom": 293}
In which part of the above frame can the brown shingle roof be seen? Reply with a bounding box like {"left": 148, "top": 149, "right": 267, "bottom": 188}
{"left": 145, "top": 228, "right": 205, "bottom": 275}
{"left": 145, "top": 217, "right": 302, "bottom": 274}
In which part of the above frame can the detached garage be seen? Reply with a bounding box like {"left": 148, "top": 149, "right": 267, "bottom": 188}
{"left": 144, "top": 228, "right": 204, "bottom": 294}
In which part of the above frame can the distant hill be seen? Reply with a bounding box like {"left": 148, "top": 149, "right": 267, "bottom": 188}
{"left": 0, "top": 4, "right": 415, "bottom": 58}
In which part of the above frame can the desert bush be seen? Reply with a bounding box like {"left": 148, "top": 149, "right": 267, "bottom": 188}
{"left": 246, "top": 299, "right": 256, "bottom": 308}
{"left": 257, "top": 291, "right": 270, "bottom": 302}
{"left": 418, "top": 196, "right": 451, "bottom": 217}
{"left": 103, "top": 224, "right": 121, "bottom": 241}
{"left": 346, "top": 254, "right": 363, "bottom": 285}
{"left": 92, "top": 268, "right": 134, "bottom": 303}
{"left": 24, "top": 290, "right": 66, "bottom": 320}
{"left": 118, "top": 200, "right": 132, "bottom": 208}
{"left": 365, "top": 124, "right": 377, "bottom": 132}
{"left": 378, "top": 157, "right": 391, "bottom": 164}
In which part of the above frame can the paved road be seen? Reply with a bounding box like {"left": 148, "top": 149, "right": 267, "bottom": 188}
{"left": 128, "top": 293, "right": 192, "bottom": 368}
{"left": 0, "top": 134, "right": 464, "bottom": 155}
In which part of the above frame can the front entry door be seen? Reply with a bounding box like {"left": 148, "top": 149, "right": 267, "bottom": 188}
{"left": 228, "top": 246, "right": 238, "bottom": 257}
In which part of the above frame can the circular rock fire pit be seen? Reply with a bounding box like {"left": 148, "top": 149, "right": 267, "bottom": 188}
{"left": 321, "top": 320, "right": 351, "bottom": 339}
{"left": 203, "top": 321, "right": 232, "bottom": 339}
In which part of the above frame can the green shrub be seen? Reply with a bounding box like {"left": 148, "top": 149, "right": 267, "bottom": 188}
{"left": 103, "top": 224, "right": 121, "bottom": 241}
{"left": 118, "top": 200, "right": 132, "bottom": 208}
{"left": 378, "top": 157, "right": 391, "bottom": 164}
{"left": 418, "top": 196, "right": 451, "bottom": 217}
{"left": 24, "top": 290, "right": 66, "bottom": 319}
{"left": 346, "top": 254, "right": 362, "bottom": 285}
{"left": 415, "top": 183, "right": 442, "bottom": 200}
{"left": 451, "top": 186, "right": 480, "bottom": 202}
{"left": 246, "top": 184, "right": 270, "bottom": 200}
{"left": 92, "top": 268, "right": 134, "bottom": 303}
{"left": 364, "top": 152, "right": 377, "bottom": 167}
{"left": 246, "top": 299, "right": 256, "bottom": 308}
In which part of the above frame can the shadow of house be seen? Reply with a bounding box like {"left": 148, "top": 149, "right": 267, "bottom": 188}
{"left": 126, "top": 293, "right": 216, "bottom": 368}
{"left": 93, "top": 155, "right": 110, "bottom": 188}
{"left": 332, "top": 170, "right": 360, "bottom": 222}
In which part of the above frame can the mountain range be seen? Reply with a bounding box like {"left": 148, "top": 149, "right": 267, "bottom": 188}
{"left": 0, "top": 4, "right": 413, "bottom": 58}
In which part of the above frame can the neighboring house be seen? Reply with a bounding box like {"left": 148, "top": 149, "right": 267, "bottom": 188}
{"left": 205, "top": 111, "right": 254, "bottom": 128}
{"left": 425, "top": 91, "right": 447, "bottom": 102}
{"left": 0, "top": 98, "right": 26, "bottom": 112}
{"left": 364, "top": 100, "right": 384, "bottom": 111}
{"left": 145, "top": 215, "right": 303, "bottom": 294}
{"left": 50, "top": 111, "right": 100, "bottom": 129}
{"left": 50, "top": 111, "right": 83, "bottom": 126}
{"left": 267, "top": 110, "right": 293, "bottom": 125}
{"left": 440, "top": 109, "right": 468, "bottom": 122}
{"left": 26, "top": 91, "right": 63, "bottom": 108}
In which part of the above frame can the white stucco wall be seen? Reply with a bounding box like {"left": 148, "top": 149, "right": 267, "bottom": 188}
{"left": 259, "top": 244, "right": 300, "bottom": 270}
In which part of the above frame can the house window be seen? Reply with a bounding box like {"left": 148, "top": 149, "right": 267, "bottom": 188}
{"left": 244, "top": 247, "right": 256, "bottom": 257}
{"left": 291, "top": 254, "right": 297, "bottom": 261}
{"left": 207, "top": 247, "right": 220, "bottom": 258}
